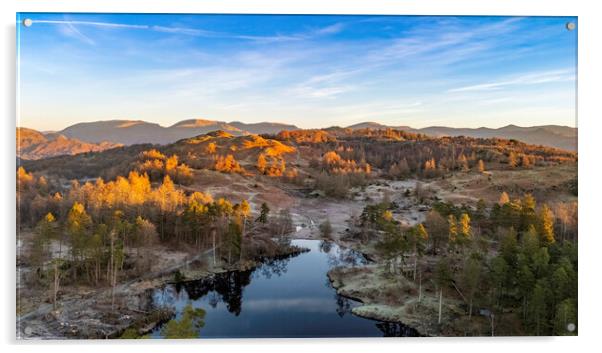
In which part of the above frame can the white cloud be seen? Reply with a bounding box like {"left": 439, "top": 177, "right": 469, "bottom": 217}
{"left": 150, "top": 25, "right": 216, "bottom": 37}
{"left": 314, "top": 22, "right": 345, "bottom": 35}
{"left": 33, "top": 20, "right": 148, "bottom": 30}
{"left": 448, "top": 69, "right": 575, "bottom": 93}
{"left": 33, "top": 19, "right": 346, "bottom": 43}
{"left": 57, "top": 22, "right": 95, "bottom": 45}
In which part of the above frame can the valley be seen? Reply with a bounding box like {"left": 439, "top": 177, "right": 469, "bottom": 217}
{"left": 16, "top": 126, "right": 577, "bottom": 338}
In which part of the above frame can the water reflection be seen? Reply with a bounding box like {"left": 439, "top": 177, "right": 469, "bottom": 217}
{"left": 335, "top": 294, "right": 353, "bottom": 318}
{"left": 152, "top": 239, "right": 417, "bottom": 338}
{"left": 377, "top": 322, "right": 420, "bottom": 337}
{"left": 321, "top": 240, "right": 369, "bottom": 269}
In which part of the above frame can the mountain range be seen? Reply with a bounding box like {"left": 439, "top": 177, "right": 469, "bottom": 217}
{"left": 347, "top": 122, "right": 577, "bottom": 151}
{"left": 17, "top": 119, "right": 577, "bottom": 160}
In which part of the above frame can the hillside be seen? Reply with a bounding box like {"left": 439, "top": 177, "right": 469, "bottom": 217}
{"left": 347, "top": 122, "right": 577, "bottom": 151}
{"left": 21, "top": 127, "right": 577, "bottom": 185}
{"left": 52, "top": 118, "right": 578, "bottom": 151}
{"left": 16, "top": 127, "right": 122, "bottom": 160}
{"left": 59, "top": 119, "right": 299, "bottom": 145}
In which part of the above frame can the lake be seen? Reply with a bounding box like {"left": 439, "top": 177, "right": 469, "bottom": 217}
{"left": 151, "top": 239, "right": 418, "bottom": 338}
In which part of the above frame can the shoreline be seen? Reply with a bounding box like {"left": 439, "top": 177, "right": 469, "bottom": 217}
{"left": 17, "top": 241, "right": 308, "bottom": 339}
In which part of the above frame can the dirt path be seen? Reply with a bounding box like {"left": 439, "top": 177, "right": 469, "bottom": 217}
{"left": 289, "top": 178, "right": 428, "bottom": 241}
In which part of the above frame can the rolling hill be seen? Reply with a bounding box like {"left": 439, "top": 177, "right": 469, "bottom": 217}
{"left": 347, "top": 122, "right": 577, "bottom": 151}
{"left": 17, "top": 127, "right": 122, "bottom": 160}
{"left": 59, "top": 119, "right": 299, "bottom": 146}
{"left": 22, "top": 119, "right": 577, "bottom": 154}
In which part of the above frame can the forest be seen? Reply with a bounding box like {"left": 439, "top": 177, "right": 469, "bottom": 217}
{"left": 348, "top": 191, "right": 577, "bottom": 335}
{"left": 17, "top": 127, "right": 577, "bottom": 338}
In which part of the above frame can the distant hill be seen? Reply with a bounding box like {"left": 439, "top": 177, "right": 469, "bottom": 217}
{"left": 346, "top": 122, "right": 414, "bottom": 131}
{"left": 17, "top": 127, "right": 122, "bottom": 160}
{"left": 59, "top": 119, "right": 299, "bottom": 146}
{"left": 31, "top": 118, "right": 577, "bottom": 151}
{"left": 20, "top": 127, "right": 577, "bottom": 183}
{"left": 347, "top": 122, "right": 577, "bottom": 151}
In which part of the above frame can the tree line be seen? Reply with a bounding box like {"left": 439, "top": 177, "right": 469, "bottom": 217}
{"left": 17, "top": 166, "right": 295, "bottom": 311}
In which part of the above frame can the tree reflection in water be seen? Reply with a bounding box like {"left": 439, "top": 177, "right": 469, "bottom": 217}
{"left": 322, "top": 241, "right": 369, "bottom": 269}
{"left": 376, "top": 322, "right": 421, "bottom": 337}
{"left": 162, "top": 255, "right": 296, "bottom": 317}
{"left": 335, "top": 294, "right": 353, "bottom": 317}
{"left": 153, "top": 240, "right": 419, "bottom": 337}
{"left": 258, "top": 257, "right": 290, "bottom": 279}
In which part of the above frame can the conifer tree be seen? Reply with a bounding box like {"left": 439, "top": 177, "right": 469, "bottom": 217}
{"left": 256, "top": 202, "right": 270, "bottom": 224}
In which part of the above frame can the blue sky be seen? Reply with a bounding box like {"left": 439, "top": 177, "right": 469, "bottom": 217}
{"left": 17, "top": 13, "right": 577, "bottom": 131}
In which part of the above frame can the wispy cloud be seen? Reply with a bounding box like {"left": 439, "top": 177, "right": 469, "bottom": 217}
{"left": 228, "top": 22, "right": 346, "bottom": 43}
{"left": 315, "top": 22, "right": 345, "bottom": 35}
{"left": 33, "top": 20, "right": 148, "bottom": 30}
{"left": 363, "top": 17, "right": 524, "bottom": 68}
{"left": 57, "top": 22, "right": 95, "bottom": 45}
{"left": 448, "top": 69, "right": 575, "bottom": 93}
{"left": 293, "top": 84, "right": 356, "bottom": 99}
{"left": 150, "top": 25, "right": 216, "bottom": 37}
{"left": 32, "top": 19, "right": 346, "bottom": 43}
{"left": 291, "top": 70, "right": 362, "bottom": 99}
{"left": 20, "top": 15, "right": 577, "bottom": 130}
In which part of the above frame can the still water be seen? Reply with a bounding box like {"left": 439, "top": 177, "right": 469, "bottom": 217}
{"left": 151, "top": 239, "right": 418, "bottom": 338}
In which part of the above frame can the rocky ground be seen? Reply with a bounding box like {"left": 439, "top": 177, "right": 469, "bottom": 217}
{"left": 327, "top": 263, "right": 478, "bottom": 337}
{"left": 17, "top": 237, "right": 306, "bottom": 339}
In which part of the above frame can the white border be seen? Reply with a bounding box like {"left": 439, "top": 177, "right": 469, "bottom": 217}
{"left": 2, "top": 1, "right": 601, "bottom": 353}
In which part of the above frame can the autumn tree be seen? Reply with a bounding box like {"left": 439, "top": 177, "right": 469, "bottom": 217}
{"left": 459, "top": 213, "right": 472, "bottom": 240}
{"left": 257, "top": 153, "right": 267, "bottom": 174}
{"left": 66, "top": 202, "right": 92, "bottom": 280}
{"left": 215, "top": 154, "right": 243, "bottom": 173}
{"left": 477, "top": 159, "right": 485, "bottom": 173}
{"left": 30, "top": 213, "right": 56, "bottom": 278}
{"left": 508, "top": 151, "right": 518, "bottom": 168}
{"left": 538, "top": 204, "right": 556, "bottom": 245}
{"left": 458, "top": 154, "right": 469, "bottom": 172}
{"left": 237, "top": 199, "right": 251, "bottom": 242}
{"left": 205, "top": 142, "right": 217, "bottom": 154}
{"left": 17, "top": 166, "right": 34, "bottom": 191}
{"left": 423, "top": 158, "right": 437, "bottom": 177}
{"left": 498, "top": 192, "right": 510, "bottom": 206}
